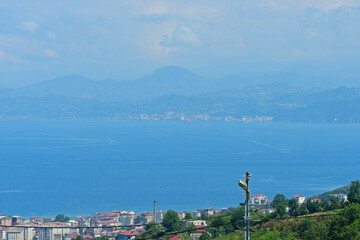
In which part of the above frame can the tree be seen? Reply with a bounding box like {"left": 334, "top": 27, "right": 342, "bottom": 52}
{"left": 199, "top": 233, "right": 211, "bottom": 240}
{"left": 162, "top": 210, "right": 181, "bottom": 232}
{"left": 328, "top": 203, "right": 360, "bottom": 239}
{"left": 54, "top": 214, "right": 70, "bottom": 222}
{"left": 306, "top": 200, "right": 321, "bottom": 214}
{"left": 348, "top": 180, "right": 360, "bottom": 204}
{"left": 275, "top": 203, "right": 287, "bottom": 218}
{"left": 229, "top": 206, "right": 245, "bottom": 230}
{"left": 141, "top": 222, "right": 164, "bottom": 240}
{"left": 297, "top": 219, "right": 327, "bottom": 240}
{"left": 272, "top": 194, "right": 287, "bottom": 209}
{"left": 209, "top": 215, "right": 233, "bottom": 237}
{"left": 288, "top": 199, "right": 299, "bottom": 217}
{"left": 298, "top": 203, "right": 309, "bottom": 216}
{"left": 184, "top": 212, "right": 193, "bottom": 220}
{"left": 329, "top": 195, "right": 341, "bottom": 210}
{"left": 145, "top": 222, "right": 158, "bottom": 231}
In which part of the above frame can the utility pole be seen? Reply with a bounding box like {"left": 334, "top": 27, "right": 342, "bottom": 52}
{"left": 238, "top": 171, "right": 252, "bottom": 240}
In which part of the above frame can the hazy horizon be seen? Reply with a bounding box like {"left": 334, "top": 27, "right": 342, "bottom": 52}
{"left": 1, "top": 1, "right": 360, "bottom": 88}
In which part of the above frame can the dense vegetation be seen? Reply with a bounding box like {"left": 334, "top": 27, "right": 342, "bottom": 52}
{"left": 138, "top": 180, "right": 360, "bottom": 240}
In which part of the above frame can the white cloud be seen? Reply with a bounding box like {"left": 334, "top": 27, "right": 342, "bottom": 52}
{"left": 159, "top": 25, "right": 202, "bottom": 47}
{"left": 46, "top": 32, "right": 57, "bottom": 40}
{"left": 44, "top": 49, "right": 58, "bottom": 57}
{"left": 18, "top": 21, "right": 40, "bottom": 33}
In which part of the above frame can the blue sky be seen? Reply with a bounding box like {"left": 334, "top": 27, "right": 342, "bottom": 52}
{"left": 1, "top": 0, "right": 360, "bottom": 87}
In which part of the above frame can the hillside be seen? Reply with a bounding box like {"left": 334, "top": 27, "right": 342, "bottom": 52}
{"left": 312, "top": 185, "right": 351, "bottom": 201}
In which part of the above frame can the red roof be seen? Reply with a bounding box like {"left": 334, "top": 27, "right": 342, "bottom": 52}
{"left": 252, "top": 194, "right": 265, "bottom": 197}
{"left": 293, "top": 194, "right": 305, "bottom": 198}
{"left": 119, "top": 231, "right": 139, "bottom": 237}
{"left": 83, "top": 235, "right": 94, "bottom": 240}
{"left": 194, "top": 225, "right": 207, "bottom": 232}
{"left": 169, "top": 235, "right": 180, "bottom": 240}
{"left": 65, "top": 233, "right": 80, "bottom": 238}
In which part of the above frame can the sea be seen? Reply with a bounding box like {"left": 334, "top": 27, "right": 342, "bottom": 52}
{"left": 0, "top": 119, "right": 359, "bottom": 218}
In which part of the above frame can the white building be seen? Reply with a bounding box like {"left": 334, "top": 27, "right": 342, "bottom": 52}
{"left": 250, "top": 194, "right": 267, "bottom": 205}
{"left": 293, "top": 194, "right": 306, "bottom": 204}
{"left": 332, "top": 194, "right": 348, "bottom": 202}
{"left": 37, "top": 228, "right": 52, "bottom": 240}
{"left": 181, "top": 220, "right": 207, "bottom": 228}
{"left": 23, "top": 227, "right": 36, "bottom": 240}
{"left": 177, "top": 213, "right": 186, "bottom": 220}
{"left": 6, "top": 229, "right": 23, "bottom": 240}
{"left": 119, "top": 212, "right": 135, "bottom": 225}
{"left": 192, "top": 211, "right": 201, "bottom": 218}
{"left": 201, "top": 208, "right": 214, "bottom": 216}
{"left": 155, "top": 211, "right": 164, "bottom": 223}
{"left": 1, "top": 228, "right": 6, "bottom": 240}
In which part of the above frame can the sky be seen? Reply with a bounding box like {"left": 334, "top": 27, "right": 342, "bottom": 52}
{"left": 1, "top": 0, "right": 360, "bottom": 87}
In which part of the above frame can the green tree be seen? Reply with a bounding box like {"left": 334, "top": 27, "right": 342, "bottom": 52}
{"left": 297, "top": 219, "right": 327, "bottom": 240}
{"left": 54, "top": 214, "right": 70, "bottom": 222}
{"left": 298, "top": 203, "right": 309, "bottom": 216}
{"left": 275, "top": 203, "right": 287, "bottom": 218}
{"left": 306, "top": 199, "right": 321, "bottom": 213}
{"left": 329, "top": 195, "right": 341, "bottom": 210}
{"left": 272, "top": 194, "right": 287, "bottom": 209}
{"left": 328, "top": 203, "right": 360, "bottom": 239}
{"left": 229, "top": 206, "right": 245, "bottom": 230}
{"left": 145, "top": 222, "right": 158, "bottom": 231}
{"left": 348, "top": 180, "right": 360, "bottom": 204}
{"left": 209, "top": 215, "right": 233, "bottom": 237}
{"left": 184, "top": 212, "right": 193, "bottom": 220}
{"left": 288, "top": 199, "right": 299, "bottom": 217}
{"left": 162, "top": 210, "right": 181, "bottom": 232}
{"left": 141, "top": 222, "right": 164, "bottom": 239}
{"left": 199, "top": 233, "right": 212, "bottom": 240}
{"left": 253, "top": 231, "right": 281, "bottom": 240}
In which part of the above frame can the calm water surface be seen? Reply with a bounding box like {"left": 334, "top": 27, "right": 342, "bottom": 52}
{"left": 0, "top": 120, "right": 359, "bottom": 217}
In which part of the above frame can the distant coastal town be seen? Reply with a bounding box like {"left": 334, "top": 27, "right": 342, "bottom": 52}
{"left": 0, "top": 192, "right": 348, "bottom": 240}
{"left": 0, "top": 114, "right": 274, "bottom": 123}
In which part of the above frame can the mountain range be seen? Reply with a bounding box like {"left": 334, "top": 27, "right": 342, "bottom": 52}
{"left": 1, "top": 66, "right": 360, "bottom": 123}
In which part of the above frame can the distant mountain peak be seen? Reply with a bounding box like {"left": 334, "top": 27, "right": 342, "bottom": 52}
{"left": 152, "top": 65, "right": 199, "bottom": 77}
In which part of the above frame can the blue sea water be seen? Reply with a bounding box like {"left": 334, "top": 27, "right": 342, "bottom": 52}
{"left": 0, "top": 120, "right": 359, "bottom": 218}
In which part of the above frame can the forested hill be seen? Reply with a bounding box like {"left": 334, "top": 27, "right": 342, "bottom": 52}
{"left": 312, "top": 185, "right": 351, "bottom": 201}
